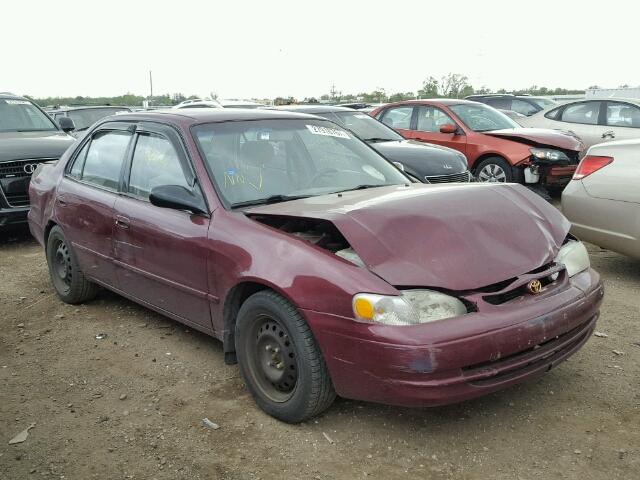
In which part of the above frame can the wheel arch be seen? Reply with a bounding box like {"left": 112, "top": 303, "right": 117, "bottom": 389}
{"left": 221, "top": 279, "right": 300, "bottom": 364}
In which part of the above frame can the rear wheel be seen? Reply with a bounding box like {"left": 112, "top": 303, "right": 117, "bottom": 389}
{"left": 46, "top": 226, "right": 98, "bottom": 304}
{"left": 235, "top": 290, "right": 335, "bottom": 423}
{"left": 475, "top": 157, "right": 517, "bottom": 183}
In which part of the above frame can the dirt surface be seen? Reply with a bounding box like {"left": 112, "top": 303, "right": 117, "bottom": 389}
{"left": 1, "top": 226, "right": 638, "bottom": 480}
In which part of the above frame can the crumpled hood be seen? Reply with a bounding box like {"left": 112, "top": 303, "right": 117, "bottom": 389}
{"left": 0, "top": 131, "right": 75, "bottom": 162}
{"left": 372, "top": 140, "right": 468, "bottom": 176}
{"left": 245, "top": 183, "right": 570, "bottom": 291}
{"left": 485, "top": 128, "right": 584, "bottom": 152}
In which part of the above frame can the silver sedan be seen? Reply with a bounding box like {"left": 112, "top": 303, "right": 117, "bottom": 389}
{"left": 519, "top": 98, "right": 640, "bottom": 150}
{"left": 562, "top": 139, "right": 640, "bottom": 258}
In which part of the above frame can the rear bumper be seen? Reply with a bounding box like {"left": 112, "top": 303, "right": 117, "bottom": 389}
{"left": 305, "top": 269, "right": 603, "bottom": 407}
{"left": 0, "top": 206, "right": 29, "bottom": 227}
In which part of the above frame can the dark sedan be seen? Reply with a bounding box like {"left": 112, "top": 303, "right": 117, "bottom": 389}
{"left": 278, "top": 105, "right": 472, "bottom": 183}
{"left": 29, "top": 108, "right": 603, "bottom": 423}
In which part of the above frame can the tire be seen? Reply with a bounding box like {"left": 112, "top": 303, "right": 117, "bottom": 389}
{"left": 46, "top": 225, "right": 98, "bottom": 304}
{"left": 475, "top": 157, "right": 519, "bottom": 183}
{"left": 235, "top": 290, "right": 335, "bottom": 423}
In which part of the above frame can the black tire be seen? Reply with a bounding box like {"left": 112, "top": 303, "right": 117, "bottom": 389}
{"left": 235, "top": 290, "right": 335, "bottom": 423}
{"left": 46, "top": 225, "right": 98, "bottom": 304}
{"left": 475, "top": 157, "right": 520, "bottom": 183}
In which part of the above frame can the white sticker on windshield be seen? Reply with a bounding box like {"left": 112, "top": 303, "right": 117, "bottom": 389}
{"left": 306, "top": 124, "right": 350, "bottom": 139}
{"left": 354, "top": 114, "right": 370, "bottom": 119}
{"left": 4, "top": 100, "right": 31, "bottom": 105}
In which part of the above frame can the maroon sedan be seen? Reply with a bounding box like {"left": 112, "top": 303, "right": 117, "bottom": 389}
{"left": 28, "top": 109, "right": 603, "bottom": 423}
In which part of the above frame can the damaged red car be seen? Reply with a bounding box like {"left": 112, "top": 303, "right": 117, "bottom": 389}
{"left": 28, "top": 109, "right": 604, "bottom": 423}
{"left": 371, "top": 99, "right": 584, "bottom": 188}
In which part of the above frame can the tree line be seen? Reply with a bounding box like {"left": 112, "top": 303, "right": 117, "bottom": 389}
{"left": 29, "top": 73, "right": 586, "bottom": 107}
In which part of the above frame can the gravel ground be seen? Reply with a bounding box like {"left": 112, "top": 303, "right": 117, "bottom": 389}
{"left": 1, "top": 226, "right": 638, "bottom": 480}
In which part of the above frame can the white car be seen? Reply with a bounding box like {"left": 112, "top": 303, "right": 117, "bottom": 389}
{"left": 173, "top": 99, "right": 222, "bottom": 109}
{"left": 562, "top": 139, "right": 640, "bottom": 258}
{"left": 519, "top": 98, "right": 640, "bottom": 150}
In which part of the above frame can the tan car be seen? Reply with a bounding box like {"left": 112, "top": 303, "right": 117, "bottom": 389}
{"left": 562, "top": 139, "right": 640, "bottom": 258}
{"left": 519, "top": 98, "right": 640, "bottom": 150}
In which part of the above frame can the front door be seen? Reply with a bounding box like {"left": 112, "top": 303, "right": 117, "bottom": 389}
{"left": 56, "top": 126, "right": 134, "bottom": 286}
{"left": 407, "top": 105, "right": 468, "bottom": 155}
{"left": 112, "top": 123, "right": 213, "bottom": 332}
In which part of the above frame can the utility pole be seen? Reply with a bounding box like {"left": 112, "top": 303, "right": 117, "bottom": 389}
{"left": 149, "top": 70, "right": 153, "bottom": 100}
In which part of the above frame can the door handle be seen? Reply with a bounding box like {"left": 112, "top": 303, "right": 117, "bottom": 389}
{"left": 115, "top": 215, "right": 130, "bottom": 229}
{"left": 602, "top": 130, "right": 615, "bottom": 139}
{"left": 57, "top": 196, "right": 68, "bottom": 207}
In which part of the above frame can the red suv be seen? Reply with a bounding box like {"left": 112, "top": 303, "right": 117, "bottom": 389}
{"left": 371, "top": 100, "right": 584, "bottom": 187}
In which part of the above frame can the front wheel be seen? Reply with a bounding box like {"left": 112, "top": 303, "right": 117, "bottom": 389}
{"left": 46, "top": 225, "right": 98, "bottom": 304}
{"left": 235, "top": 291, "right": 335, "bottom": 423}
{"left": 475, "top": 157, "right": 518, "bottom": 183}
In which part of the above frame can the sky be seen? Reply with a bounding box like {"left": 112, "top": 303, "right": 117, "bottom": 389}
{"left": 3, "top": 0, "right": 639, "bottom": 100}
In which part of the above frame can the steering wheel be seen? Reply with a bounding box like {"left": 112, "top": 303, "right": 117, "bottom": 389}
{"left": 306, "top": 168, "right": 340, "bottom": 188}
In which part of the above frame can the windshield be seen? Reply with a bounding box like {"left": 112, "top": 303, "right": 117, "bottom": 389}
{"left": 449, "top": 103, "right": 520, "bottom": 132}
{"left": 67, "top": 107, "right": 130, "bottom": 131}
{"left": 319, "top": 111, "right": 403, "bottom": 142}
{"left": 531, "top": 98, "right": 557, "bottom": 109}
{"left": 193, "top": 119, "right": 408, "bottom": 208}
{"left": 0, "top": 99, "right": 57, "bottom": 132}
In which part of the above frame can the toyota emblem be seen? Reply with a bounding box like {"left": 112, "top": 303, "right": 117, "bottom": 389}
{"left": 23, "top": 163, "right": 38, "bottom": 174}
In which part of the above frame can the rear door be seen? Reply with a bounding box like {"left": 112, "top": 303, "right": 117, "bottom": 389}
{"left": 56, "top": 123, "right": 134, "bottom": 286}
{"left": 408, "top": 105, "right": 467, "bottom": 154}
{"left": 112, "top": 122, "right": 213, "bottom": 332}
{"left": 602, "top": 101, "right": 640, "bottom": 143}
{"left": 554, "top": 101, "right": 604, "bottom": 148}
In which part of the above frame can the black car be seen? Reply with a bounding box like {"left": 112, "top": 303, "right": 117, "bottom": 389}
{"left": 277, "top": 105, "right": 471, "bottom": 183}
{"left": 46, "top": 105, "right": 131, "bottom": 137}
{"left": 0, "top": 93, "right": 76, "bottom": 227}
{"left": 465, "top": 94, "right": 558, "bottom": 117}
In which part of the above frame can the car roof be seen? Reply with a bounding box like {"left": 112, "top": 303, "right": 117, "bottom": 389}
{"left": 46, "top": 105, "right": 131, "bottom": 112}
{"left": 274, "top": 105, "right": 356, "bottom": 114}
{"left": 102, "top": 108, "right": 323, "bottom": 126}
{"left": 384, "top": 99, "right": 478, "bottom": 107}
{"left": 0, "top": 92, "right": 28, "bottom": 101}
{"left": 569, "top": 97, "right": 640, "bottom": 106}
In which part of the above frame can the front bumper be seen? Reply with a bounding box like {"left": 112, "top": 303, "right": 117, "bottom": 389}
{"left": 304, "top": 268, "right": 603, "bottom": 407}
{"left": 543, "top": 165, "right": 577, "bottom": 186}
{"left": 0, "top": 206, "right": 30, "bottom": 227}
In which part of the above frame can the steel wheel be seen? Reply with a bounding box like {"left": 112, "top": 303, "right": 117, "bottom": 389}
{"left": 244, "top": 314, "right": 298, "bottom": 403}
{"left": 478, "top": 163, "right": 507, "bottom": 182}
{"left": 46, "top": 225, "right": 98, "bottom": 304}
{"left": 51, "top": 238, "right": 73, "bottom": 294}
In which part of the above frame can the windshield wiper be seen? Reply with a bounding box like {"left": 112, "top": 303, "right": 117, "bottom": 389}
{"left": 332, "top": 184, "right": 389, "bottom": 194}
{"left": 363, "top": 137, "right": 392, "bottom": 143}
{"left": 230, "top": 194, "right": 312, "bottom": 209}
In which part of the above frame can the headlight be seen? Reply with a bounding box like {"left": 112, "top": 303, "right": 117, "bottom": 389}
{"left": 353, "top": 290, "right": 467, "bottom": 326}
{"left": 555, "top": 240, "right": 590, "bottom": 277}
{"left": 530, "top": 148, "right": 569, "bottom": 161}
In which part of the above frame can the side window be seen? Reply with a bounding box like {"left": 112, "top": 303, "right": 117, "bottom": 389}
{"left": 128, "top": 133, "right": 191, "bottom": 199}
{"left": 606, "top": 102, "right": 640, "bottom": 128}
{"left": 80, "top": 130, "right": 132, "bottom": 190}
{"left": 416, "top": 106, "right": 456, "bottom": 132}
{"left": 560, "top": 102, "right": 600, "bottom": 125}
{"left": 68, "top": 141, "right": 90, "bottom": 178}
{"left": 545, "top": 107, "right": 562, "bottom": 120}
{"left": 381, "top": 107, "right": 413, "bottom": 129}
{"left": 511, "top": 99, "right": 538, "bottom": 116}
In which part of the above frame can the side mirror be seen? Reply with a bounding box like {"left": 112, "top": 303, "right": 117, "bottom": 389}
{"left": 58, "top": 116, "right": 75, "bottom": 132}
{"left": 392, "top": 161, "right": 405, "bottom": 171}
{"left": 149, "top": 185, "right": 208, "bottom": 215}
{"left": 439, "top": 123, "right": 457, "bottom": 134}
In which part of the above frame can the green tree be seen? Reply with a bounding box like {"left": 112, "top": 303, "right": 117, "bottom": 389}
{"left": 418, "top": 76, "right": 439, "bottom": 98}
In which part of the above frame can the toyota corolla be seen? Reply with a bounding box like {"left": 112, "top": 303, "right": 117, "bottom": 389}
{"left": 28, "top": 109, "right": 604, "bottom": 423}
